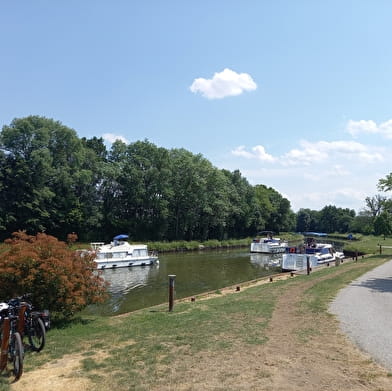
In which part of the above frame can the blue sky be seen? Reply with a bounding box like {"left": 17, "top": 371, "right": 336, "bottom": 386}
{"left": 1, "top": 1, "right": 392, "bottom": 212}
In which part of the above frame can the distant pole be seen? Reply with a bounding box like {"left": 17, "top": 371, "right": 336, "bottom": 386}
{"left": 168, "top": 275, "right": 176, "bottom": 312}
{"left": 380, "top": 245, "right": 382, "bottom": 255}
{"left": 306, "top": 256, "right": 310, "bottom": 275}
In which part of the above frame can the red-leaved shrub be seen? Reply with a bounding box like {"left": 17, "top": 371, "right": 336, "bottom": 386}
{"left": 0, "top": 231, "right": 108, "bottom": 318}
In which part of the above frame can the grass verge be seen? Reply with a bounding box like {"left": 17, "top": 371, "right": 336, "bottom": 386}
{"left": 2, "top": 254, "right": 392, "bottom": 390}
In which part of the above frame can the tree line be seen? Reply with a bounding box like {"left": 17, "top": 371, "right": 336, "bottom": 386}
{"left": 295, "top": 189, "right": 392, "bottom": 237}
{"left": 1, "top": 116, "right": 391, "bottom": 242}
{"left": 0, "top": 116, "right": 295, "bottom": 242}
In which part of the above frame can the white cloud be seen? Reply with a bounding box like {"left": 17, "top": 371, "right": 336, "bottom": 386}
{"left": 189, "top": 68, "right": 257, "bottom": 99}
{"left": 225, "top": 136, "right": 389, "bottom": 212}
{"left": 330, "top": 165, "right": 350, "bottom": 177}
{"left": 282, "top": 140, "right": 383, "bottom": 165}
{"left": 232, "top": 145, "right": 275, "bottom": 162}
{"left": 102, "top": 133, "right": 129, "bottom": 144}
{"left": 232, "top": 140, "right": 383, "bottom": 167}
{"left": 346, "top": 119, "right": 392, "bottom": 139}
{"left": 288, "top": 188, "right": 367, "bottom": 212}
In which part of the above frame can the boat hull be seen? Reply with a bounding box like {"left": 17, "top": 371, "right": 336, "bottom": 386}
{"left": 95, "top": 256, "right": 158, "bottom": 270}
{"left": 250, "top": 242, "right": 287, "bottom": 254}
{"left": 282, "top": 252, "right": 343, "bottom": 272}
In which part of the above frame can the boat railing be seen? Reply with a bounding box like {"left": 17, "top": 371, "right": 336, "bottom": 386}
{"left": 90, "top": 242, "right": 104, "bottom": 250}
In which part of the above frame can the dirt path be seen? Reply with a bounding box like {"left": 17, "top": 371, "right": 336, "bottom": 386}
{"left": 148, "top": 271, "right": 392, "bottom": 390}
{"left": 10, "top": 268, "right": 392, "bottom": 391}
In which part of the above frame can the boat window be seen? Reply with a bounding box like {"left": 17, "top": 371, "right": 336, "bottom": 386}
{"left": 112, "top": 252, "right": 127, "bottom": 258}
{"left": 133, "top": 249, "right": 148, "bottom": 257}
{"left": 97, "top": 253, "right": 112, "bottom": 259}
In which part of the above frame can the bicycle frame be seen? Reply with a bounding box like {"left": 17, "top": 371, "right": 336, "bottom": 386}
{"left": 0, "top": 317, "right": 11, "bottom": 372}
{"left": 17, "top": 303, "right": 29, "bottom": 336}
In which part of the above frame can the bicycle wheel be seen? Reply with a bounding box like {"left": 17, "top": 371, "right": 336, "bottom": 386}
{"left": 10, "top": 332, "right": 24, "bottom": 380}
{"left": 28, "top": 317, "right": 46, "bottom": 352}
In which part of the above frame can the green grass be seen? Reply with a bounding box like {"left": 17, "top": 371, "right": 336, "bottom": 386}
{"left": 14, "top": 281, "right": 278, "bottom": 390}
{"left": 2, "top": 250, "right": 392, "bottom": 389}
{"left": 341, "top": 234, "right": 392, "bottom": 255}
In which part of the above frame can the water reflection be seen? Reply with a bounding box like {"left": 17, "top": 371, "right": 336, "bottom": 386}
{"left": 87, "top": 248, "right": 283, "bottom": 316}
{"left": 101, "top": 265, "right": 160, "bottom": 313}
{"left": 250, "top": 253, "right": 282, "bottom": 268}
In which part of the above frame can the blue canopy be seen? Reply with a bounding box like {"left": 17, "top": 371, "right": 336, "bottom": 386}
{"left": 113, "top": 234, "right": 129, "bottom": 240}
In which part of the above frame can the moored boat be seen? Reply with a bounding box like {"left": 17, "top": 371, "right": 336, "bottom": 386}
{"left": 90, "top": 235, "right": 159, "bottom": 269}
{"left": 282, "top": 236, "right": 344, "bottom": 272}
{"left": 250, "top": 231, "right": 288, "bottom": 254}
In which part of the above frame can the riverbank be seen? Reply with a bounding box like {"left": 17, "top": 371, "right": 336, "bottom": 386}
{"left": 7, "top": 254, "right": 392, "bottom": 391}
{"left": 70, "top": 232, "right": 392, "bottom": 255}
{"left": 72, "top": 233, "right": 303, "bottom": 253}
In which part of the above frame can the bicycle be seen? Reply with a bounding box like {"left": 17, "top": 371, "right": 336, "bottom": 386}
{"left": 0, "top": 302, "right": 24, "bottom": 381}
{"left": 10, "top": 295, "right": 48, "bottom": 353}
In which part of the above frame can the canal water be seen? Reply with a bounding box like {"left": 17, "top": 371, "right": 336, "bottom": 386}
{"left": 85, "top": 248, "right": 282, "bottom": 316}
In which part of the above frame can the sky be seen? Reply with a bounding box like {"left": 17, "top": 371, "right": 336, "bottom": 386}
{"left": 1, "top": 1, "right": 392, "bottom": 213}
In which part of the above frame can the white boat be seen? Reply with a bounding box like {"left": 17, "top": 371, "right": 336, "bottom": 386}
{"left": 90, "top": 235, "right": 159, "bottom": 269}
{"left": 250, "top": 231, "right": 288, "bottom": 254}
{"left": 282, "top": 237, "right": 344, "bottom": 272}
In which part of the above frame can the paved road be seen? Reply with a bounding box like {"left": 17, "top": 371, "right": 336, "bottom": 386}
{"left": 330, "top": 260, "right": 392, "bottom": 370}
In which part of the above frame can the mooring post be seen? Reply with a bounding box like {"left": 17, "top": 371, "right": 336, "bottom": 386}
{"left": 306, "top": 256, "right": 310, "bottom": 275}
{"left": 168, "top": 274, "right": 176, "bottom": 312}
{"left": 380, "top": 245, "right": 382, "bottom": 255}
{"left": 355, "top": 251, "right": 358, "bottom": 261}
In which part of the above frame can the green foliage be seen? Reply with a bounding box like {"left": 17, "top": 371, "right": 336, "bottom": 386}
{"left": 0, "top": 231, "right": 108, "bottom": 318}
{"left": 295, "top": 205, "right": 355, "bottom": 234}
{"left": 374, "top": 212, "right": 392, "bottom": 239}
{"left": 0, "top": 115, "right": 297, "bottom": 242}
{"left": 0, "top": 116, "right": 106, "bottom": 241}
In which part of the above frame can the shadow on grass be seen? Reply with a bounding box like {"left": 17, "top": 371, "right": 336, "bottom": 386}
{"left": 51, "top": 315, "right": 95, "bottom": 329}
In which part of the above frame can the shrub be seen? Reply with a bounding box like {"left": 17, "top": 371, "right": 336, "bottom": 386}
{"left": 0, "top": 231, "right": 108, "bottom": 318}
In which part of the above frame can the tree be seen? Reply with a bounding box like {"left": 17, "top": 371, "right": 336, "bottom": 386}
{"left": 317, "top": 205, "right": 355, "bottom": 233}
{"left": 365, "top": 195, "right": 387, "bottom": 217}
{"left": 296, "top": 208, "right": 320, "bottom": 232}
{"left": 378, "top": 173, "right": 392, "bottom": 192}
{"left": 102, "top": 139, "right": 171, "bottom": 241}
{"left": 223, "top": 170, "right": 257, "bottom": 238}
{"left": 374, "top": 212, "right": 392, "bottom": 239}
{"left": 350, "top": 210, "right": 374, "bottom": 234}
{"left": 167, "top": 149, "right": 211, "bottom": 240}
{"left": 0, "top": 231, "right": 108, "bottom": 318}
{"left": 0, "top": 116, "right": 105, "bottom": 240}
{"left": 0, "top": 115, "right": 297, "bottom": 242}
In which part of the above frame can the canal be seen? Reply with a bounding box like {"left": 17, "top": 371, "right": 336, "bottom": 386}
{"left": 85, "top": 248, "right": 282, "bottom": 316}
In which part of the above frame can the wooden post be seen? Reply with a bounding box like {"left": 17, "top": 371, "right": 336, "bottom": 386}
{"left": 380, "top": 245, "right": 382, "bottom": 255}
{"left": 306, "top": 256, "right": 310, "bottom": 275}
{"left": 168, "top": 275, "right": 176, "bottom": 312}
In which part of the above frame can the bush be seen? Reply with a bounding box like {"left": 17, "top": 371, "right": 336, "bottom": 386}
{"left": 0, "top": 231, "right": 108, "bottom": 318}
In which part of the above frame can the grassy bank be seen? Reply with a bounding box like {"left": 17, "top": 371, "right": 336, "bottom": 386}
{"left": 331, "top": 233, "right": 392, "bottom": 255}
{"left": 5, "top": 253, "right": 392, "bottom": 391}
{"left": 71, "top": 232, "right": 303, "bottom": 253}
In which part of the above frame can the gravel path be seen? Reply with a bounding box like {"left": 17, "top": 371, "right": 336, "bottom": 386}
{"left": 330, "top": 259, "right": 392, "bottom": 371}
